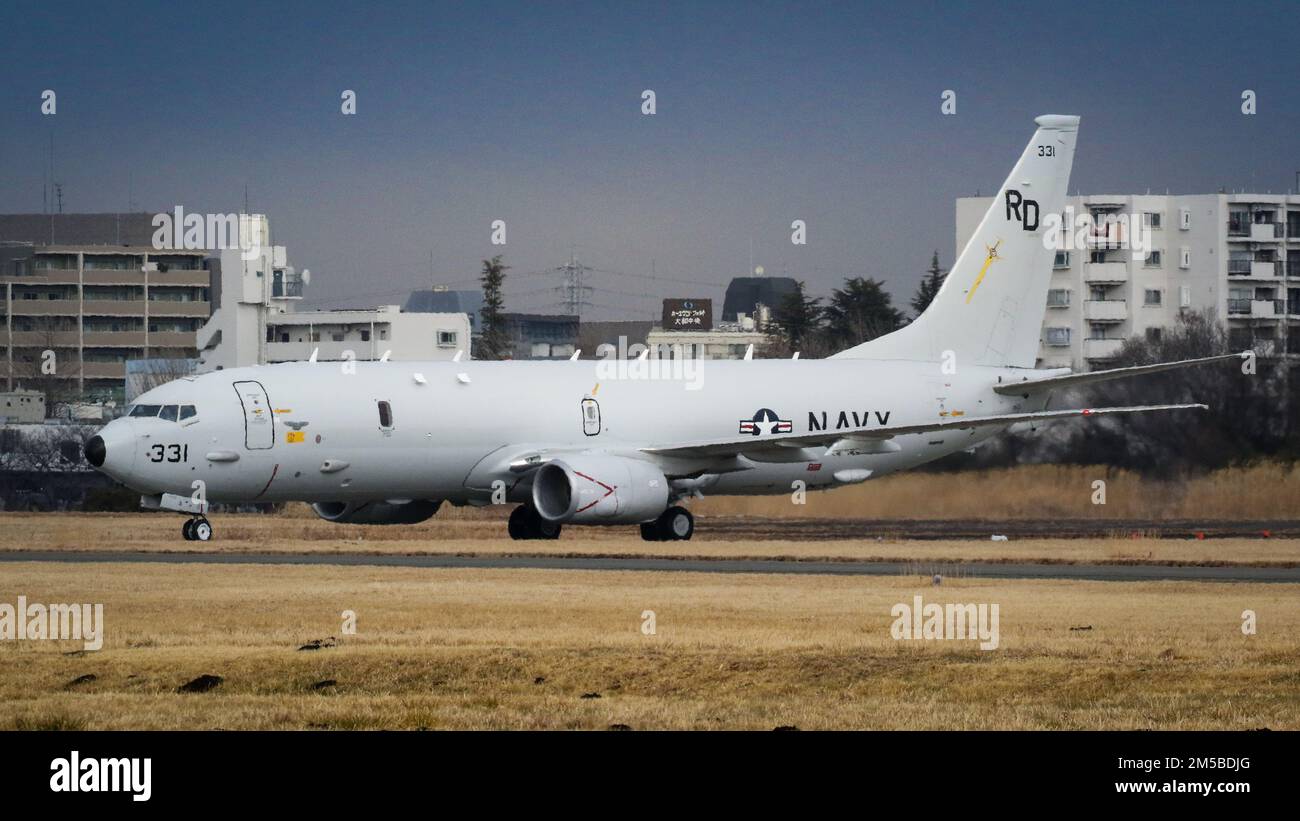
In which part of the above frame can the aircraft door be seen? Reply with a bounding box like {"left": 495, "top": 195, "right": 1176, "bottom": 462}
{"left": 233, "top": 380, "right": 275, "bottom": 449}
{"left": 581, "top": 397, "right": 601, "bottom": 436}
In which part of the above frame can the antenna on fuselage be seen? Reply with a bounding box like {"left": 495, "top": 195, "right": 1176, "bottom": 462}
{"left": 380, "top": 350, "right": 391, "bottom": 362}
{"left": 743, "top": 344, "right": 754, "bottom": 361}
{"left": 452, "top": 350, "right": 463, "bottom": 362}
{"left": 569, "top": 349, "right": 580, "bottom": 361}
{"left": 308, "top": 348, "right": 318, "bottom": 363}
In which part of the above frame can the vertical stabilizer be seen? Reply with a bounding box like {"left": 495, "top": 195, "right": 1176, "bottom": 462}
{"left": 833, "top": 115, "right": 1079, "bottom": 367}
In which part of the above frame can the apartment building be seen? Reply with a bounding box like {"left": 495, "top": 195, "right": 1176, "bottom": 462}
{"left": 0, "top": 213, "right": 211, "bottom": 402}
{"left": 957, "top": 194, "right": 1300, "bottom": 370}
{"left": 259, "top": 305, "right": 469, "bottom": 363}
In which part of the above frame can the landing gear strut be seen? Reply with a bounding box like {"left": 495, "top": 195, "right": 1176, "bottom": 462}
{"left": 182, "top": 516, "right": 213, "bottom": 542}
{"left": 507, "top": 505, "right": 561, "bottom": 540}
{"left": 640, "top": 505, "right": 694, "bottom": 541}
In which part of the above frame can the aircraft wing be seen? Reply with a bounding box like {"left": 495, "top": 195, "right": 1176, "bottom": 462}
{"left": 641, "top": 403, "right": 1207, "bottom": 459}
{"left": 992, "top": 353, "right": 1244, "bottom": 396}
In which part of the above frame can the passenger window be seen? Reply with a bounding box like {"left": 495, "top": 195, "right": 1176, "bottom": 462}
{"left": 129, "top": 404, "right": 162, "bottom": 417}
{"left": 159, "top": 405, "right": 179, "bottom": 422}
{"left": 377, "top": 400, "right": 393, "bottom": 430}
{"left": 179, "top": 405, "right": 197, "bottom": 420}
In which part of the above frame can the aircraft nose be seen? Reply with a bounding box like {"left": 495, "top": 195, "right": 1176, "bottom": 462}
{"left": 84, "top": 435, "right": 106, "bottom": 467}
{"left": 85, "top": 421, "right": 137, "bottom": 480}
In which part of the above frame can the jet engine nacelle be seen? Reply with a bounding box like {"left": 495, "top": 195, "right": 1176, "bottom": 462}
{"left": 532, "top": 455, "right": 669, "bottom": 524}
{"left": 310, "top": 499, "right": 441, "bottom": 525}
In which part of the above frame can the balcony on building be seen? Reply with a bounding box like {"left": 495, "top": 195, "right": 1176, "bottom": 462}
{"left": 79, "top": 299, "right": 146, "bottom": 316}
{"left": 9, "top": 298, "right": 83, "bottom": 315}
{"left": 9, "top": 330, "right": 80, "bottom": 347}
{"left": 1083, "top": 261, "right": 1128, "bottom": 283}
{"left": 1229, "top": 215, "right": 1282, "bottom": 241}
{"left": 1083, "top": 300, "right": 1127, "bottom": 322}
{"left": 81, "top": 361, "right": 127, "bottom": 379}
{"left": 1253, "top": 222, "right": 1282, "bottom": 241}
{"left": 1249, "top": 299, "right": 1284, "bottom": 318}
{"left": 146, "top": 332, "right": 196, "bottom": 349}
{"left": 1083, "top": 338, "right": 1123, "bottom": 359}
{"left": 146, "top": 300, "right": 210, "bottom": 317}
{"left": 82, "top": 331, "right": 147, "bottom": 347}
{"left": 1230, "top": 259, "right": 1278, "bottom": 278}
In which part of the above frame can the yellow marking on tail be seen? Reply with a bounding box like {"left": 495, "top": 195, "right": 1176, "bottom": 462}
{"left": 966, "top": 240, "right": 1002, "bottom": 304}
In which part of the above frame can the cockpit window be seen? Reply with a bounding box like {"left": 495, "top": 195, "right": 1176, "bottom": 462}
{"left": 129, "top": 404, "right": 162, "bottom": 417}
{"left": 159, "top": 405, "right": 179, "bottom": 422}
{"left": 179, "top": 405, "right": 197, "bottom": 420}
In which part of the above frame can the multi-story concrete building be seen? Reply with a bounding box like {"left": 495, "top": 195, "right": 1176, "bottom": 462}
{"left": 957, "top": 194, "right": 1300, "bottom": 370}
{"left": 258, "top": 305, "right": 469, "bottom": 363}
{"left": 196, "top": 215, "right": 470, "bottom": 370}
{"left": 0, "top": 213, "right": 211, "bottom": 403}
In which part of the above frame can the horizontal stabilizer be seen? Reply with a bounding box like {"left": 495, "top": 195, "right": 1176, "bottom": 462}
{"left": 643, "top": 403, "right": 1207, "bottom": 460}
{"left": 993, "top": 353, "right": 1245, "bottom": 396}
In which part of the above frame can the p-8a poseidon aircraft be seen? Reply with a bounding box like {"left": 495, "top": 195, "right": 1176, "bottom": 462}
{"left": 86, "top": 115, "right": 1233, "bottom": 542}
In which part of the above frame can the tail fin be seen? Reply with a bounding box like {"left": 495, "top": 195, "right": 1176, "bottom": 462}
{"left": 834, "top": 114, "right": 1079, "bottom": 367}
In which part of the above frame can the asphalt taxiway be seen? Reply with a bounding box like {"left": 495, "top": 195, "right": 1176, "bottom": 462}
{"left": 1, "top": 550, "right": 1296, "bottom": 583}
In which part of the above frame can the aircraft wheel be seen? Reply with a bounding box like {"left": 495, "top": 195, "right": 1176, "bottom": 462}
{"left": 639, "top": 522, "right": 662, "bottom": 542}
{"left": 192, "top": 517, "right": 213, "bottom": 542}
{"left": 535, "top": 516, "right": 562, "bottom": 540}
{"left": 182, "top": 519, "right": 195, "bottom": 541}
{"left": 507, "top": 505, "right": 531, "bottom": 540}
{"left": 653, "top": 506, "right": 694, "bottom": 541}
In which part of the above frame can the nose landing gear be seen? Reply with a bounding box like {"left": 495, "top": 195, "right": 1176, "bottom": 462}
{"left": 182, "top": 517, "right": 213, "bottom": 542}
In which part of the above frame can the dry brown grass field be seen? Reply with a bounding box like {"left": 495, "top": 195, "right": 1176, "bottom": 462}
{"left": 3, "top": 512, "right": 1299, "bottom": 565}
{"left": 1, "top": 463, "right": 1295, "bottom": 730}
{"left": 692, "top": 463, "right": 1300, "bottom": 520}
{"left": 0, "top": 561, "right": 1296, "bottom": 730}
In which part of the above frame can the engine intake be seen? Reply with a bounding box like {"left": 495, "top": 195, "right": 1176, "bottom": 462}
{"left": 310, "top": 499, "right": 441, "bottom": 525}
{"left": 532, "top": 456, "right": 668, "bottom": 524}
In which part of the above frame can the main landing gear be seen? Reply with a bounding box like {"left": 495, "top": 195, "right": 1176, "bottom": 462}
{"left": 182, "top": 516, "right": 213, "bottom": 542}
{"left": 508, "top": 505, "right": 562, "bottom": 540}
{"left": 640, "top": 506, "right": 694, "bottom": 542}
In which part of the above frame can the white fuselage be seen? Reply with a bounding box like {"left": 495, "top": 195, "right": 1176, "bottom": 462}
{"left": 93, "top": 357, "right": 1046, "bottom": 508}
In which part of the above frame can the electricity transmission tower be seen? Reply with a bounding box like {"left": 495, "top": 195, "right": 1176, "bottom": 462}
{"left": 551, "top": 254, "right": 594, "bottom": 316}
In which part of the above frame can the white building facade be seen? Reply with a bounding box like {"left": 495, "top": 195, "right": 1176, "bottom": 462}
{"left": 196, "top": 215, "right": 469, "bottom": 371}
{"left": 957, "top": 194, "right": 1300, "bottom": 370}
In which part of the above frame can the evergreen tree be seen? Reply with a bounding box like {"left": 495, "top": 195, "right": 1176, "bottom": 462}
{"left": 822, "top": 276, "right": 904, "bottom": 350}
{"left": 766, "top": 280, "right": 823, "bottom": 355}
{"left": 911, "top": 250, "right": 947, "bottom": 317}
{"left": 477, "top": 255, "right": 510, "bottom": 359}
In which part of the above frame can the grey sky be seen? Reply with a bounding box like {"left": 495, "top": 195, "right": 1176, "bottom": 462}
{"left": 2, "top": 1, "right": 1297, "bottom": 318}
